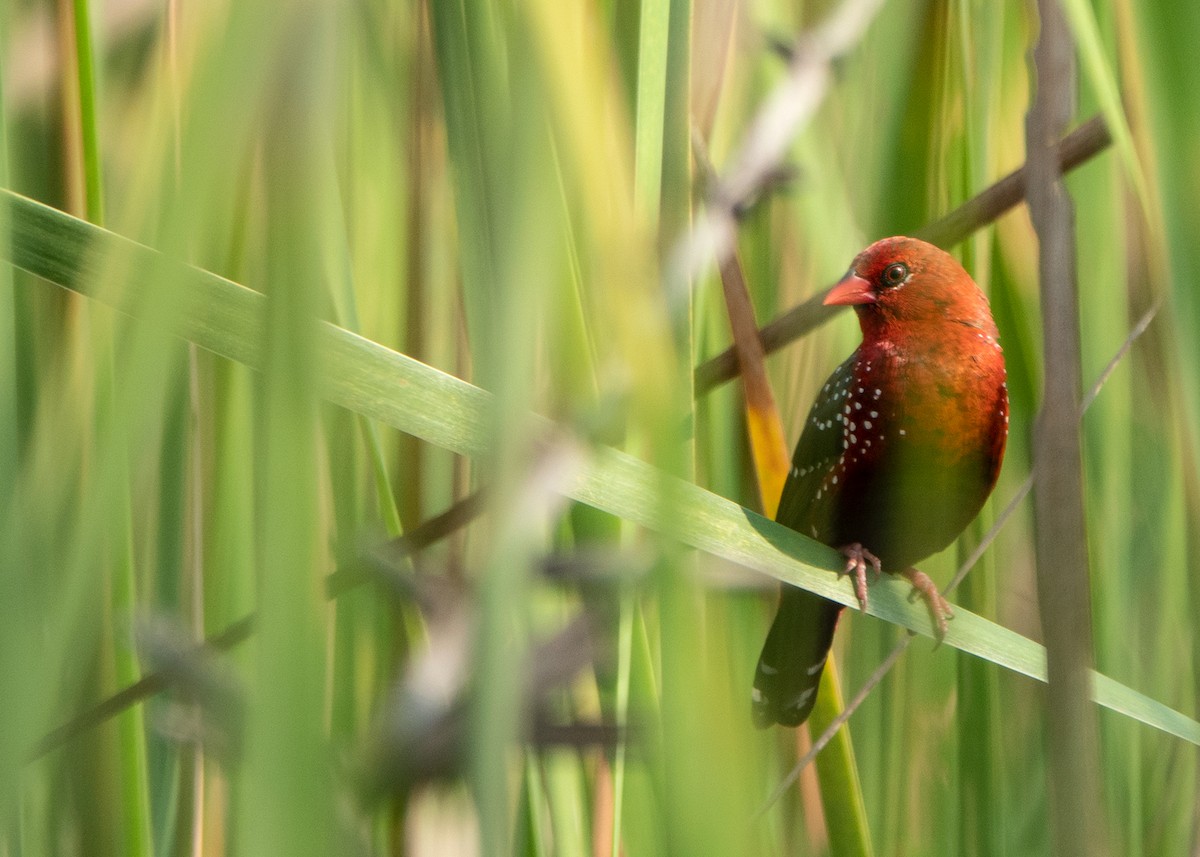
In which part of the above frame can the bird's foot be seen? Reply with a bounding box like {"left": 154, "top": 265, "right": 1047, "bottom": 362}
{"left": 837, "top": 543, "right": 881, "bottom": 612}
{"left": 901, "top": 568, "right": 954, "bottom": 644}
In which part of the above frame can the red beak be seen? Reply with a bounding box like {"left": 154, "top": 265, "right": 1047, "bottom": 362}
{"left": 824, "top": 273, "right": 876, "bottom": 306}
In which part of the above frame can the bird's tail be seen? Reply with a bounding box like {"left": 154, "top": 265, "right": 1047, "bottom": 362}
{"left": 752, "top": 587, "right": 843, "bottom": 727}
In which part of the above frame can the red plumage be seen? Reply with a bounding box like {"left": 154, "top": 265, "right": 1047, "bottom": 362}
{"left": 753, "top": 236, "right": 1008, "bottom": 728}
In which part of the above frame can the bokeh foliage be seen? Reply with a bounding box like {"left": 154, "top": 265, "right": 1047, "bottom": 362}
{"left": 1, "top": 0, "right": 1198, "bottom": 855}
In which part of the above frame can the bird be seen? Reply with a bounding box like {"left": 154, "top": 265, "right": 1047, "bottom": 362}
{"left": 752, "top": 236, "right": 1008, "bottom": 728}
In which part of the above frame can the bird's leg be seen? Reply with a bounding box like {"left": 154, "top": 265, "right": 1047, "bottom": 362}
{"left": 900, "top": 568, "right": 954, "bottom": 643}
{"left": 837, "top": 543, "right": 881, "bottom": 612}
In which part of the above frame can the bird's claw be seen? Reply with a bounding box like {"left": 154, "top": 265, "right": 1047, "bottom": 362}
{"left": 900, "top": 568, "right": 954, "bottom": 645}
{"left": 837, "top": 543, "right": 881, "bottom": 612}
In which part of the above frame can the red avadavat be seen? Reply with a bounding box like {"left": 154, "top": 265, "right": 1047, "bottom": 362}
{"left": 753, "top": 237, "right": 1008, "bottom": 727}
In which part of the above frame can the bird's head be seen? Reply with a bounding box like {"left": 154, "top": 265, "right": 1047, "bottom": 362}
{"left": 825, "top": 236, "right": 995, "bottom": 339}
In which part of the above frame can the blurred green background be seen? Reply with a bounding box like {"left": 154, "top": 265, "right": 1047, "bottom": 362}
{"left": 1, "top": 0, "right": 1198, "bottom": 854}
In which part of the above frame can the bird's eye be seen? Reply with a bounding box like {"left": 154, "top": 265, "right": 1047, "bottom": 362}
{"left": 881, "top": 263, "right": 908, "bottom": 287}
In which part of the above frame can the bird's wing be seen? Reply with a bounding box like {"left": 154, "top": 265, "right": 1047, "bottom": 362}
{"left": 774, "top": 350, "right": 859, "bottom": 539}
{"left": 754, "top": 351, "right": 858, "bottom": 727}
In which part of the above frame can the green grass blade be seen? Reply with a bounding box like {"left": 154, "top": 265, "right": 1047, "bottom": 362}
{"left": 809, "top": 667, "right": 875, "bottom": 856}
{"left": 4, "top": 187, "right": 1200, "bottom": 750}
{"left": 68, "top": 3, "right": 153, "bottom": 852}
{"left": 236, "top": 29, "right": 338, "bottom": 855}
{"left": 1058, "top": 0, "right": 1150, "bottom": 221}
{"left": 633, "top": 0, "right": 669, "bottom": 223}
{"left": 70, "top": 0, "right": 105, "bottom": 225}
{"left": 0, "top": 1, "right": 16, "bottom": 504}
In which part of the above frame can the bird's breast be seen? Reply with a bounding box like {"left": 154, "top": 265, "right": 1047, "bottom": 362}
{"left": 824, "top": 334, "right": 1007, "bottom": 568}
{"left": 854, "top": 331, "right": 1006, "bottom": 459}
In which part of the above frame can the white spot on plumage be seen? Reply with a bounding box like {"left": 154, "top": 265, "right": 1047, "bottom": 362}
{"left": 899, "top": 429, "right": 907, "bottom": 436}
{"left": 863, "top": 420, "right": 872, "bottom": 429}
{"left": 789, "top": 687, "right": 816, "bottom": 712}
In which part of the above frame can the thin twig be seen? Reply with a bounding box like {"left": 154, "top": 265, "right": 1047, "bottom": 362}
{"left": 328, "top": 488, "right": 489, "bottom": 597}
{"left": 916, "top": 115, "right": 1110, "bottom": 248}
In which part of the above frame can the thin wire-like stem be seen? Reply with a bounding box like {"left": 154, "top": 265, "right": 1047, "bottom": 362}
{"left": 754, "top": 639, "right": 909, "bottom": 819}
